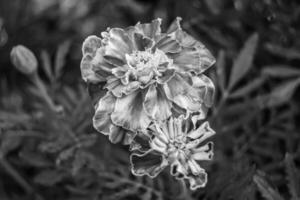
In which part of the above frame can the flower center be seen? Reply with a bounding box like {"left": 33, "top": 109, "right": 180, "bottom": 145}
{"left": 167, "top": 136, "right": 191, "bottom": 162}
{"left": 171, "top": 139, "right": 186, "bottom": 150}
{"left": 131, "top": 50, "right": 155, "bottom": 70}
{"left": 125, "top": 49, "right": 172, "bottom": 84}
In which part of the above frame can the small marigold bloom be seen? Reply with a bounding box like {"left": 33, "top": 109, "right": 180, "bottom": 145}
{"left": 11, "top": 45, "right": 38, "bottom": 75}
{"left": 81, "top": 17, "right": 215, "bottom": 143}
{"left": 130, "top": 117, "right": 215, "bottom": 190}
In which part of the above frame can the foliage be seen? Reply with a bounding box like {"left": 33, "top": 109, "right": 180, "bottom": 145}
{"left": 0, "top": 0, "right": 300, "bottom": 199}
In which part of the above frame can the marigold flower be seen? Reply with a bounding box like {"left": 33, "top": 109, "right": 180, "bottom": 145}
{"left": 81, "top": 17, "right": 215, "bottom": 143}
{"left": 130, "top": 117, "right": 215, "bottom": 190}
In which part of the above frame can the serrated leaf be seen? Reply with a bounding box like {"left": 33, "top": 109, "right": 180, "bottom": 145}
{"left": 267, "top": 78, "right": 300, "bottom": 107}
{"left": 284, "top": 153, "right": 300, "bottom": 200}
{"left": 228, "top": 33, "right": 259, "bottom": 90}
{"left": 230, "top": 77, "right": 265, "bottom": 98}
{"left": 253, "top": 172, "right": 284, "bottom": 200}
{"left": 54, "top": 40, "right": 71, "bottom": 79}
{"left": 262, "top": 65, "right": 300, "bottom": 78}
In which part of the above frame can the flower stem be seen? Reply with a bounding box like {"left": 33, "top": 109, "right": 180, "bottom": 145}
{"left": 30, "top": 72, "right": 61, "bottom": 113}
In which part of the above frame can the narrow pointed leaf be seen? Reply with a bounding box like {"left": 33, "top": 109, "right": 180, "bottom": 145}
{"left": 230, "top": 77, "right": 265, "bottom": 98}
{"left": 284, "top": 154, "right": 300, "bottom": 200}
{"left": 267, "top": 78, "right": 300, "bottom": 107}
{"left": 265, "top": 43, "right": 300, "bottom": 60}
{"left": 262, "top": 65, "right": 300, "bottom": 78}
{"left": 253, "top": 173, "right": 284, "bottom": 200}
{"left": 40, "top": 50, "right": 53, "bottom": 81}
{"left": 216, "top": 50, "right": 226, "bottom": 91}
{"left": 228, "top": 33, "right": 259, "bottom": 90}
{"left": 54, "top": 40, "right": 71, "bottom": 79}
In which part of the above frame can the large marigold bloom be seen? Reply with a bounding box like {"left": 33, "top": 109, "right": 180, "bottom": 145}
{"left": 130, "top": 117, "right": 215, "bottom": 190}
{"left": 81, "top": 17, "right": 215, "bottom": 143}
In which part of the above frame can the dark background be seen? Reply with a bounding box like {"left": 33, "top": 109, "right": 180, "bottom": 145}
{"left": 0, "top": 0, "right": 300, "bottom": 199}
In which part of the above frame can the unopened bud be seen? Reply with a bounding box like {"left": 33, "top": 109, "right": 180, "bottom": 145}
{"left": 10, "top": 45, "right": 38, "bottom": 75}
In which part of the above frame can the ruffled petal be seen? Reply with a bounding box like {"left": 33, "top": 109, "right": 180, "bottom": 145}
{"left": 92, "top": 47, "right": 119, "bottom": 74}
{"left": 154, "top": 35, "right": 181, "bottom": 53}
{"left": 93, "top": 92, "right": 116, "bottom": 135}
{"left": 122, "top": 131, "right": 136, "bottom": 145}
{"left": 135, "top": 18, "right": 162, "bottom": 40}
{"left": 143, "top": 85, "right": 172, "bottom": 120}
{"left": 137, "top": 71, "right": 154, "bottom": 85}
{"left": 150, "top": 137, "right": 168, "bottom": 154}
{"left": 170, "top": 163, "right": 187, "bottom": 179}
{"left": 171, "top": 102, "right": 188, "bottom": 118}
{"left": 168, "top": 47, "right": 215, "bottom": 74}
{"left": 133, "top": 33, "right": 154, "bottom": 51}
{"left": 130, "top": 131, "right": 152, "bottom": 152}
{"left": 109, "top": 125, "right": 133, "bottom": 144}
{"left": 170, "top": 155, "right": 208, "bottom": 189}
{"left": 167, "top": 117, "right": 176, "bottom": 139}
{"left": 111, "top": 66, "right": 128, "bottom": 79}
{"left": 188, "top": 121, "right": 216, "bottom": 141}
{"left": 191, "top": 142, "right": 214, "bottom": 161}
{"left": 167, "top": 17, "right": 205, "bottom": 49}
{"left": 87, "top": 82, "right": 107, "bottom": 106}
{"left": 190, "top": 106, "right": 209, "bottom": 126}
{"left": 103, "top": 28, "right": 133, "bottom": 62}
{"left": 166, "top": 17, "right": 182, "bottom": 35}
{"left": 156, "top": 68, "right": 175, "bottom": 84}
{"left": 93, "top": 92, "right": 135, "bottom": 144}
{"left": 111, "top": 64, "right": 136, "bottom": 85}
{"left": 81, "top": 54, "right": 106, "bottom": 83}
{"left": 170, "top": 156, "right": 208, "bottom": 189}
{"left": 149, "top": 123, "right": 170, "bottom": 144}
{"left": 173, "top": 116, "right": 184, "bottom": 138}
{"left": 192, "top": 74, "right": 215, "bottom": 107}
{"left": 166, "top": 17, "right": 215, "bottom": 73}
{"left": 163, "top": 74, "right": 203, "bottom": 112}
{"left": 161, "top": 116, "right": 185, "bottom": 140}
{"left": 130, "top": 150, "right": 168, "bottom": 178}
{"left": 82, "top": 35, "right": 102, "bottom": 56}
{"left": 111, "top": 90, "right": 151, "bottom": 131}
{"left": 105, "top": 77, "right": 141, "bottom": 97}
{"left": 175, "top": 30, "right": 205, "bottom": 49}
{"left": 187, "top": 159, "right": 204, "bottom": 175}
{"left": 186, "top": 170, "right": 208, "bottom": 190}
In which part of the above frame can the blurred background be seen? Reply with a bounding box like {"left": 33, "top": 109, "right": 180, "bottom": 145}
{"left": 0, "top": 0, "right": 300, "bottom": 199}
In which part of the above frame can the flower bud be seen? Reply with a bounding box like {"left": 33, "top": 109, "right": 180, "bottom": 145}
{"left": 10, "top": 45, "right": 38, "bottom": 75}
